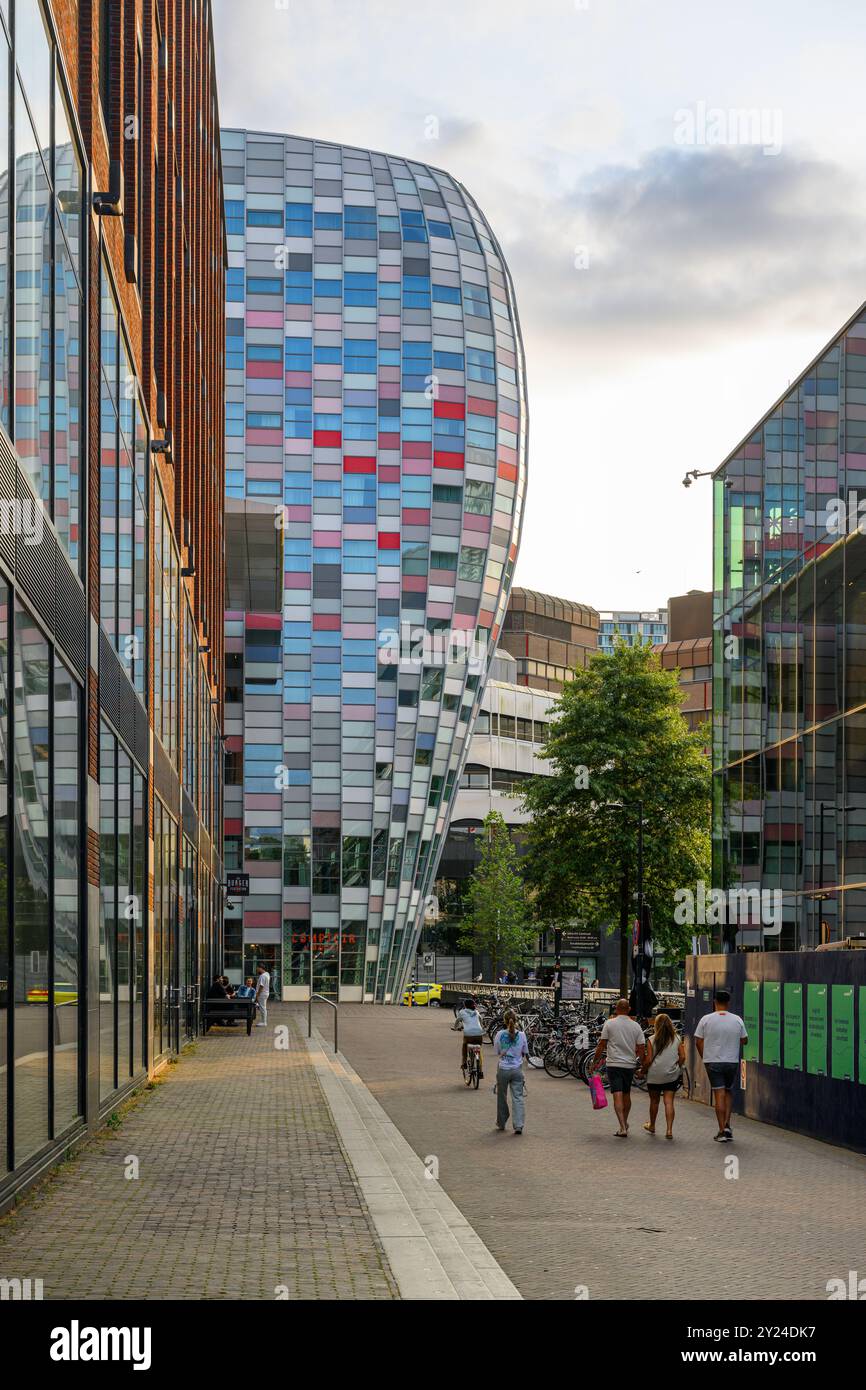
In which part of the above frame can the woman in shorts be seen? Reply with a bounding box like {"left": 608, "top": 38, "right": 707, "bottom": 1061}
{"left": 642, "top": 1013, "right": 685, "bottom": 1139}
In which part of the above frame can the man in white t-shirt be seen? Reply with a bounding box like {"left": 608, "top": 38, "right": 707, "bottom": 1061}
{"left": 592, "top": 999, "right": 646, "bottom": 1137}
{"left": 255, "top": 965, "right": 271, "bottom": 1027}
{"left": 694, "top": 989, "right": 748, "bottom": 1142}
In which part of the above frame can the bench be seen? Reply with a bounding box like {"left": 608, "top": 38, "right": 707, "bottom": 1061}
{"left": 202, "top": 996, "right": 256, "bottom": 1035}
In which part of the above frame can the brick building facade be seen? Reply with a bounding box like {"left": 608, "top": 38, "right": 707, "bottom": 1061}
{"left": 0, "top": 0, "right": 225, "bottom": 1204}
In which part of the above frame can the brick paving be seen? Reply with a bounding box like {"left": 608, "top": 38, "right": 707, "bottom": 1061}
{"left": 333, "top": 1003, "right": 866, "bottom": 1301}
{"left": 0, "top": 1007, "right": 397, "bottom": 1301}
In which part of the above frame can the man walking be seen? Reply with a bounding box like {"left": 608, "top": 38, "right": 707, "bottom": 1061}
{"left": 694, "top": 989, "right": 748, "bottom": 1142}
{"left": 254, "top": 963, "right": 271, "bottom": 1028}
{"left": 592, "top": 998, "right": 646, "bottom": 1137}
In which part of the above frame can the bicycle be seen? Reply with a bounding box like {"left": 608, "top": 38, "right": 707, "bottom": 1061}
{"left": 464, "top": 1041, "right": 483, "bottom": 1090}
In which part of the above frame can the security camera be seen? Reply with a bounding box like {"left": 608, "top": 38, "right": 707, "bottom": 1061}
{"left": 682, "top": 475, "right": 692, "bottom": 488}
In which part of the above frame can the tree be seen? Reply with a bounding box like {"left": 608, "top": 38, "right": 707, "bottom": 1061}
{"left": 520, "top": 640, "right": 711, "bottom": 963}
{"left": 458, "top": 811, "right": 534, "bottom": 977}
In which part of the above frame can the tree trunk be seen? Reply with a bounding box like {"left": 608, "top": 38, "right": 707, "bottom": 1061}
{"left": 619, "top": 868, "right": 630, "bottom": 996}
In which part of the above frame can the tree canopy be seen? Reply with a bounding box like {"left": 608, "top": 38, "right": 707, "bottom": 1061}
{"left": 458, "top": 810, "right": 534, "bottom": 975}
{"left": 520, "top": 640, "right": 711, "bottom": 959}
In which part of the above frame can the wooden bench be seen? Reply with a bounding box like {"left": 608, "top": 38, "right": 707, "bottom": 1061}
{"left": 202, "top": 996, "right": 256, "bottom": 1036}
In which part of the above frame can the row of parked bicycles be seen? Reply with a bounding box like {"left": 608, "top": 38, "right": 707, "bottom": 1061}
{"left": 452, "top": 993, "right": 691, "bottom": 1098}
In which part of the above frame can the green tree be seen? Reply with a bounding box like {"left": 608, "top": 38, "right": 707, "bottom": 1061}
{"left": 520, "top": 640, "right": 711, "bottom": 964}
{"left": 458, "top": 811, "right": 533, "bottom": 977}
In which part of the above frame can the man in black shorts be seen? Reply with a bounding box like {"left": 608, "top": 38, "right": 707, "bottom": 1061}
{"left": 592, "top": 999, "right": 647, "bottom": 1137}
{"left": 694, "top": 989, "right": 748, "bottom": 1141}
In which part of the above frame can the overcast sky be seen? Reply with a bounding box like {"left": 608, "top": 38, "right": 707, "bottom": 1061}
{"left": 212, "top": 0, "right": 866, "bottom": 614}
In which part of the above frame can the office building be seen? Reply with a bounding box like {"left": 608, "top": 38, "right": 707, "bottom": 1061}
{"left": 654, "top": 591, "right": 712, "bottom": 735}
{"left": 598, "top": 607, "right": 667, "bottom": 654}
{"left": 713, "top": 301, "right": 866, "bottom": 948}
{"left": 221, "top": 130, "right": 526, "bottom": 1002}
{"left": 1, "top": 0, "right": 225, "bottom": 1203}
{"left": 499, "top": 587, "right": 598, "bottom": 691}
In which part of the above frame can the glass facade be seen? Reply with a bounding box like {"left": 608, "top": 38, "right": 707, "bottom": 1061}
{"left": 713, "top": 303, "right": 866, "bottom": 948}
{"left": 223, "top": 130, "right": 526, "bottom": 1001}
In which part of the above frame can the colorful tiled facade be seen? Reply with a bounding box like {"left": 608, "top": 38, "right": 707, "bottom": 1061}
{"left": 222, "top": 130, "right": 527, "bottom": 1002}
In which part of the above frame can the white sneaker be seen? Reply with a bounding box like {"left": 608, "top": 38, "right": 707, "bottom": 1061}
{"left": 255, "top": 1022, "right": 266, "bottom": 1027}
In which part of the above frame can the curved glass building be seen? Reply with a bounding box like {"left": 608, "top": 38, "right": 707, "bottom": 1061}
{"left": 221, "top": 130, "right": 527, "bottom": 1002}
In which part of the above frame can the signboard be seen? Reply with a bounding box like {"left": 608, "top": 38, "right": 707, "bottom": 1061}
{"left": 831, "top": 985, "right": 855, "bottom": 1081}
{"left": 806, "top": 983, "right": 828, "bottom": 1077}
{"left": 783, "top": 982, "right": 803, "bottom": 1071}
{"left": 762, "top": 981, "right": 781, "bottom": 1066}
{"left": 561, "top": 928, "right": 600, "bottom": 953}
{"left": 742, "top": 981, "right": 761, "bottom": 1062}
{"left": 225, "top": 872, "right": 250, "bottom": 897}
{"left": 561, "top": 970, "right": 583, "bottom": 1001}
{"left": 422, "top": 952, "right": 434, "bottom": 971}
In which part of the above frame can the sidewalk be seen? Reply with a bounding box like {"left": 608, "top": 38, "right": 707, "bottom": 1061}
{"left": 0, "top": 1007, "right": 397, "bottom": 1300}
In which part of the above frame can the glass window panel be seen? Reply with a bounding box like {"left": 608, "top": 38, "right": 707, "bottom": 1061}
{"left": 14, "top": 90, "right": 51, "bottom": 506}
{"left": 99, "top": 724, "right": 116, "bottom": 1100}
{"left": 117, "top": 749, "right": 132, "bottom": 1080}
{"left": 0, "top": 589, "right": 8, "bottom": 1170}
{"left": 53, "top": 213, "right": 81, "bottom": 567}
{"left": 53, "top": 655, "right": 80, "bottom": 1129}
{"left": 15, "top": 0, "right": 51, "bottom": 152}
{"left": 0, "top": 23, "right": 9, "bottom": 431}
{"left": 13, "top": 601, "right": 50, "bottom": 1163}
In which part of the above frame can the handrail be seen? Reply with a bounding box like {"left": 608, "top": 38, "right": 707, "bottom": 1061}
{"left": 308, "top": 992, "right": 338, "bottom": 1054}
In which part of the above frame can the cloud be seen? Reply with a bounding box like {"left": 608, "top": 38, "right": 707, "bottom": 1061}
{"left": 504, "top": 145, "right": 866, "bottom": 359}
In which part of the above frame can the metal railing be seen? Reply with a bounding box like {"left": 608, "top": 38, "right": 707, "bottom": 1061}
{"left": 308, "top": 993, "right": 338, "bottom": 1054}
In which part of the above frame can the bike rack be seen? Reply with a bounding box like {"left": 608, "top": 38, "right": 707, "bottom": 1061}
{"left": 308, "top": 992, "right": 339, "bottom": 1054}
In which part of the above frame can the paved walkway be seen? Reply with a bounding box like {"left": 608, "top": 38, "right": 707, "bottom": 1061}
{"left": 0, "top": 1008, "right": 397, "bottom": 1300}
{"left": 331, "top": 1003, "right": 866, "bottom": 1301}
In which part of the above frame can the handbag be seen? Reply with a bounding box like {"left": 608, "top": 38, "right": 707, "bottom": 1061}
{"left": 588, "top": 1074, "right": 608, "bottom": 1110}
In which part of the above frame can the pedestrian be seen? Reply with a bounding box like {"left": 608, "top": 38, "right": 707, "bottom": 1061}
{"left": 641, "top": 1013, "right": 685, "bottom": 1139}
{"left": 493, "top": 1008, "right": 528, "bottom": 1134}
{"left": 694, "top": 989, "right": 748, "bottom": 1142}
{"left": 591, "top": 998, "right": 647, "bottom": 1137}
{"left": 456, "top": 996, "right": 485, "bottom": 1079}
{"left": 254, "top": 963, "right": 271, "bottom": 1027}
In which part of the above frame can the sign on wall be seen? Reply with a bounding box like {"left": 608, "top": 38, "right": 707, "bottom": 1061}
{"left": 762, "top": 981, "right": 781, "bottom": 1066}
{"left": 783, "top": 982, "right": 803, "bottom": 1071}
{"left": 806, "top": 983, "right": 828, "bottom": 1077}
{"left": 743, "top": 981, "right": 761, "bottom": 1062}
{"left": 831, "top": 985, "right": 855, "bottom": 1082}
{"left": 226, "top": 872, "right": 250, "bottom": 897}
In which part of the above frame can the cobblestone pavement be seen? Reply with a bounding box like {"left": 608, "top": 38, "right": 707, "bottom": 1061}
{"left": 332, "top": 1003, "right": 866, "bottom": 1302}
{"left": 0, "top": 1007, "right": 397, "bottom": 1301}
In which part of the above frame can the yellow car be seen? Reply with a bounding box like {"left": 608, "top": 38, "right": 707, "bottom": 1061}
{"left": 401, "top": 982, "right": 442, "bottom": 1007}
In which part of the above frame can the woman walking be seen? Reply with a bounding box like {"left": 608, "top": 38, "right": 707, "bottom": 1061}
{"left": 642, "top": 1013, "right": 686, "bottom": 1139}
{"left": 493, "top": 1008, "right": 528, "bottom": 1134}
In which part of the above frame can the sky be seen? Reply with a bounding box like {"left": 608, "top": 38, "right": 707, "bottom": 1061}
{"left": 211, "top": 0, "right": 866, "bottom": 614}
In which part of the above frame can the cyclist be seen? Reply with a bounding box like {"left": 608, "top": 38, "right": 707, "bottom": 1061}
{"left": 456, "top": 996, "right": 485, "bottom": 1079}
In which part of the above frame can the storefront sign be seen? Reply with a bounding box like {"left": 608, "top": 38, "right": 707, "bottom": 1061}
{"left": 225, "top": 872, "right": 250, "bottom": 897}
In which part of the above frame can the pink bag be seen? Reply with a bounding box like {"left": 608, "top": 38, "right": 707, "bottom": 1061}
{"left": 588, "top": 1075, "right": 608, "bottom": 1110}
